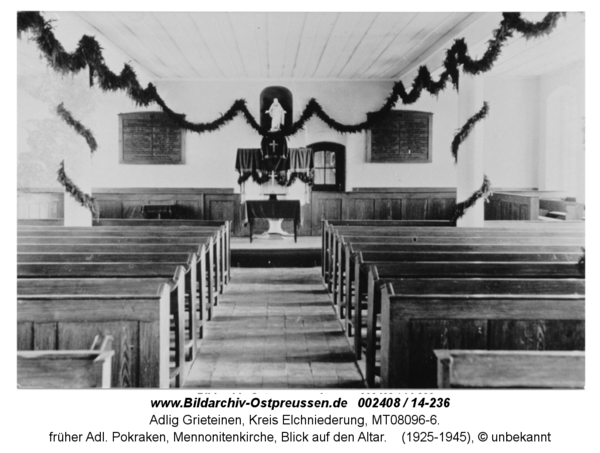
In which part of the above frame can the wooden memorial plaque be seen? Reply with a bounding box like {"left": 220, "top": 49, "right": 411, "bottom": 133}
{"left": 367, "top": 110, "right": 432, "bottom": 163}
{"left": 119, "top": 112, "right": 186, "bottom": 165}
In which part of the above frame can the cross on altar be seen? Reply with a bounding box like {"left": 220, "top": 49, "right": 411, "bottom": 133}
{"left": 269, "top": 140, "right": 278, "bottom": 156}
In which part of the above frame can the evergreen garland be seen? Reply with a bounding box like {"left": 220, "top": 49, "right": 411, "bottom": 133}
{"left": 17, "top": 11, "right": 566, "bottom": 138}
{"left": 57, "top": 160, "right": 100, "bottom": 219}
{"left": 285, "top": 172, "right": 314, "bottom": 187}
{"left": 451, "top": 102, "right": 489, "bottom": 162}
{"left": 451, "top": 175, "right": 492, "bottom": 223}
{"left": 56, "top": 102, "right": 98, "bottom": 153}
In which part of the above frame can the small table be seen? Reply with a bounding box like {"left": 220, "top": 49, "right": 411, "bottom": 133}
{"left": 244, "top": 200, "right": 301, "bottom": 243}
{"left": 142, "top": 205, "right": 176, "bottom": 219}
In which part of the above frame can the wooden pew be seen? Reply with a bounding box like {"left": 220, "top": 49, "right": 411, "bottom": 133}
{"left": 18, "top": 278, "right": 177, "bottom": 388}
{"left": 434, "top": 350, "right": 585, "bottom": 389}
{"left": 93, "top": 219, "right": 231, "bottom": 287}
{"left": 324, "top": 225, "right": 584, "bottom": 295}
{"left": 18, "top": 335, "right": 114, "bottom": 389}
{"left": 17, "top": 241, "right": 217, "bottom": 321}
{"left": 333, "top": 229, "right": 584, "bottom": 282}
{"left": 19, "top": 223, "right": 228, "bottom": 293}
{"left": 364, "top": 263, "right": 585, "bottom": 388}
{"left": 343, "top": 243, "right": 585, "bottom": 324}
{"left": 345, "top": 250, "right": 584, "bottom": 342}
{"left": 332, "top": 233, "right": 584, "bottom": 312}
{"left": 321, "top": 220, "right": 453, "bottom": 277}
{"left": 321, "top": 219, "right": 583, "bottom": 281}
{"left": 17, "top": 251, "right": 209, "bottom": 344}
{"left": 377, "top": 279, "right": 585, "bottom": 388}
{"left": 18, "top": 264, "right": 191, "bottom": 386}
{"left": 17, "top": 219, "right": 63, "bottom": 226}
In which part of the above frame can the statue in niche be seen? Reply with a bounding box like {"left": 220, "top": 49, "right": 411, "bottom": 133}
{"left": 265, "top": 98, "right": 286, "bottom": 132}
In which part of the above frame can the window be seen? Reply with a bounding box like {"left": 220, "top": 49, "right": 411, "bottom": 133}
{"left": 310, "top": 142, "right": 345, "bottom": 192}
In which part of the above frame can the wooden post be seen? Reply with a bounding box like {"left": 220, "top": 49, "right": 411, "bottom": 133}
{"left": 456, "top": 74, "right": 485, "bottom": 227}
{"left": 63, "top": 158, "right": 92, "bottom": 226}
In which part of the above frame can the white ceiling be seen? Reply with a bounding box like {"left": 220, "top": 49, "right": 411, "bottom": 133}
{"left": 35, "top": 11, "right": 585, "bottom": 82}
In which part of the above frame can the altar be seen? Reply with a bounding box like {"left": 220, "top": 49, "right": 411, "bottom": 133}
{"left": 243, "top": 200, "right": 301, "bottom": 243}
{"left": 236, "top": 146, "right": 313, "bottom": 242}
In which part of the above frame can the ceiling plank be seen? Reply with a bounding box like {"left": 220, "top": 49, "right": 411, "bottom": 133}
{"left": 281, "top": 12, "right": 307, "bottom": 78}
{"left": 228, "top": 13, "right": 262, "bottom": 78}
{"left": 312, "top": 12, "right": 363, "bottom": 78}
{"left": 214, "top": 13, "right": 248, "bottom": 78}
{"left": 327, "top": 12, "right": 379, "bottom": 79}
{"left": 151, "top": 13, "right": 204, "bottom": 78}
{"left": 363, "top": 12, "right": 451, "bottom": 79}
{"left": 266, "top": 12, "right": 294, "bottom": 78}
{"left": 74, "top": 12, "right": 166, "bottom": 79}
{"left": 253, "top": 13, "right": 269, "bottom": 79}
{"left": 292, "top": 13, "right": 326, "bottom": 78}
{"left": 301, "top": 13, "right": 340, "bottom": 78}
{"left": 339, "top": 13, "right": 418, "bottom": 79}
{"left": 389, "top": 12, "right": 484, "bottom": 80}
{"left": 192, "top": 13, "right": 239, "bottom": 78}
{"left": 134, "top": 12, "right": 197, "bottom": 79}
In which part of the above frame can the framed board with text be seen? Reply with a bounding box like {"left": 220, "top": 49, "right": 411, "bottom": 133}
{"left": 366, "top": 110, "right": 432, "bottom": 163}
{"left": 119, "top": 112, "right": 186, "bottom": 165}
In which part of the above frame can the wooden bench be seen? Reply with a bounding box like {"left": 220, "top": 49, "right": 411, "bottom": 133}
{"left": 374, "top": 278, "right": 584, "bottom": 388}
{"left": 18, "top": 335, "right": 114, "bottom": 389}
{"left": 92, "top": 218, "right": 231, "bottom": 286}
{"left": 17, "top": 241, "right": 218, "bottom": 321}
{"left": 332, "top": 234, "right": 584, "bottom": 312}
{"left": 344, "top": 250, "right": 584, "bottom": 342}
{"left": 434, "top": 350, "right": 585, "bottom": 389}
{"left": 17, "top": 264, "right": 192, "bottom": 386}
{"left": 321, "top": 220, "right": 453, "bottom": 276}
{"left": 324, "top": 225, "right": 584, "bottom": 295}
{"left": 362, "top": 262, "right": 585, "bottom": 386}
{"left": 18, "top": 278, "right": 178, "bottom": 388}
{"left": 19, "top": 223, "right": 229, "bottom": 292}
{"left": 322, "top": 220, "right": 583, "bottom": 280}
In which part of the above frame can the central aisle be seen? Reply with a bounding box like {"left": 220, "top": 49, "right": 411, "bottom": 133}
{"left": 184, "top": 268, "right": 364, "bottom": 389}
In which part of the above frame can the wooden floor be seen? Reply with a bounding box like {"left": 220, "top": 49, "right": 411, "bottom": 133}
{"left": 184, "top": 267, "right": 364, "bottom": 388}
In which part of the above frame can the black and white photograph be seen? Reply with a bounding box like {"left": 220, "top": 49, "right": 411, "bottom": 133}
{"left": 8, "top": 2, "right": 599, "bottom": 450}
{"left": 15, "top": 7, "right": 587, "bottom": 389}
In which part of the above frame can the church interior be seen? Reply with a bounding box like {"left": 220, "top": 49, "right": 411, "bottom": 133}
{"left": 16, "top": 11, "right": 585, "bottom": 389}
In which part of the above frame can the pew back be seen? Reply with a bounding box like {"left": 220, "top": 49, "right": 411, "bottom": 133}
{"left": 434, "top": 350, "right": 585, "bottom": 389}
{"left": 379, "top": 281, "right": 584, "bottom": 388}
{"left": 18, "top": 336, "right": 114, "bottom": 389}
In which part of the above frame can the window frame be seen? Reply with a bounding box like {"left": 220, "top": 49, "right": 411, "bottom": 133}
{"left": 309, "top": 142, "right": 345, "bottom": 192}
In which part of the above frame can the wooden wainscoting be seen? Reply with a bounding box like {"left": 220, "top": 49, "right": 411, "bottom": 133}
{"left": 17, "top": 188, "right": 64, "bottom": 219}
{"left": 93, "top": 188, "right": 243, "bottom": 234}
{"left": 485, "top": 191, "right": 565, "bottom": 221}
{"left": 310, "top": 188, "right": 457, "bottom": 235}
{"left": 21, "top": 187, "right": 576, "bottom": 236}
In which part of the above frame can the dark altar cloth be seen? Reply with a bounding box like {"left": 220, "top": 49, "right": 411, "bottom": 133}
{"left": 243, "top": 200, "right": 301, "bottom": 226}
{"left": 243, "top": 200, "right": 301, "bottom": 242}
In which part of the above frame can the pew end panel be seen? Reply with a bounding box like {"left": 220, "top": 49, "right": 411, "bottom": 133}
{"left": 379, "top": 284, "right": 585, "bottom": 389}
{"left": 434, "top": 350, "right": 585, "bottom": 389}
{"left": 18, "top": 335, "right": 115, "bottom": 389}
{"left": 17, "top": 283, "right": 172, "bottom": 388}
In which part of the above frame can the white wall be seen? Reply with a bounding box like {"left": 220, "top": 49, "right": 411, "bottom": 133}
{"left": 537, "top": 61, "right": 585, "bottom": 203}
{"left": 483, "top": 77, "right": 539, "bottom": 189}
{"left": 17, "top": 21, "right": 583, "bottom": 197}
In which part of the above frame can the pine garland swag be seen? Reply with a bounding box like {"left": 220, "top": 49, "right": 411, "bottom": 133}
{"left": 17, "top": 11, "right": 566, "bottom": 138}
{"left": 57, "top": 160, "right": 100, "bottom": 219}
{"left": 451, "top": 175, "right": 493, "bottom": 223}
{"left": 451, "top": 102, "right": 489, "bottom": 163}
{"left": 56, "top": 102, "right": 98, "bottom": 153}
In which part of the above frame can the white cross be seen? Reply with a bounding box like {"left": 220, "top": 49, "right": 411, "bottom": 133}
{"left": 269, "top": 140, "right": 278, "bottom": 155}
